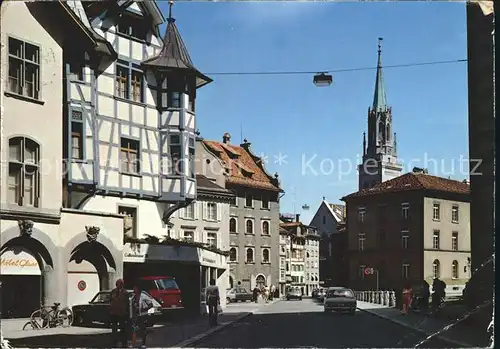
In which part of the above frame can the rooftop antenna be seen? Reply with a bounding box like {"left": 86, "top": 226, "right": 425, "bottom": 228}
{"left": 240, "top": 120, "right": 243, "bottom": 144}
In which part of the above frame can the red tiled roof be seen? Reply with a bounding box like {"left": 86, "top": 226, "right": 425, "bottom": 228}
{"left": 342, "top": 172, "right": 470, "bottom": 200}
{"left": 202, "top": 140, "right": 281, "bottom": 191}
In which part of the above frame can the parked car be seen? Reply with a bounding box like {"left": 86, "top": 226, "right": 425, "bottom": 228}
{"left": 137, "top": 276, "right": 183, "bottom": 311}
{"left": 323, "top": 287, "right": 356, "bottom": 315}
{"left": 226, "top": 287, "right": 253, "bottom": 303}
{"left": 72, "top": 290, "right": 162, "bottom": 326}
{"left": 286, "top": 287, "right": 302, "bottom": 301}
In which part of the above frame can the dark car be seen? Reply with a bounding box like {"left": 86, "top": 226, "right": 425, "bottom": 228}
{"left": 226, "top": 287, "right": 253, "bottom": 303}
{"left": 286, "top": 287, "right": 302, "bottom": 301}
{"left": 323, "top": 287, "right": 357, "bottom": 315}
{"left": 72, "top": 290, "right": 162, "bottom": 326}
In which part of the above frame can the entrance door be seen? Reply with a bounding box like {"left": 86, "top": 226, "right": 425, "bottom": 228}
{"left": 1, "top": 249, "right": 42, "bottom": 318}
{"left": 256, "top": 275, "right": 266, "bottom": 288}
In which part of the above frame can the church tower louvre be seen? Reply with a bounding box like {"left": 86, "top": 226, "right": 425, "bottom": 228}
{"left": 358, "top": 38, "right": 403, "bottom": 190}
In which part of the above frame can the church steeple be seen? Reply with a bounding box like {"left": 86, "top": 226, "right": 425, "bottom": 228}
{"left": 357, "top": 38, "right": 402, "bottom": 191}
{"left": 372, "top": 38, "right": 387, "bottom": 112}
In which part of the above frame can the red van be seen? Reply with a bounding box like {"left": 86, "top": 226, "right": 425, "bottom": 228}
{"left": 138, "top": 276, "right": 183, "bottom": 311}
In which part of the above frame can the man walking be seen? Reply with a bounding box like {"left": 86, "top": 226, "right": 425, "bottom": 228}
{"left": 109, "top": 279, "right": 130, "bottom": 347}
{"left": 205, "top": 279, "right": 220, "bottom": 326}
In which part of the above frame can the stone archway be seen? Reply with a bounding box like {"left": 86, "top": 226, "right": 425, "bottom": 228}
{"left": 0, "top": 221, "right": 56, "bottom": 318}
{"left": 65, "top": 227, "right": 118, "bottom": 307}
{"left": 256, "top": 274, "right": 266, "bottom": 288}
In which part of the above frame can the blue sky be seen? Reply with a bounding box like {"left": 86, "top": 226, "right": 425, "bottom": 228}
{"left": 158, "top": 1, "right": 468, "bottom": 224}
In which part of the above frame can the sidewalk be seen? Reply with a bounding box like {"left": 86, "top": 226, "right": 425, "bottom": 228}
{"left": 357, "top": 301, "right": 490, "bottom": 347}
{"left": 2, "top": 300, "right": 279, "bottom": 348}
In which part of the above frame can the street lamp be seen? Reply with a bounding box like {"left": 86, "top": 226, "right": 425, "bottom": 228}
{"left": 313, "top": 72, "right": 333, "bottom": 87}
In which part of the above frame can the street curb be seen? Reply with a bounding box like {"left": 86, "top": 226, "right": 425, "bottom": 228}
{"left": 357, "top": 307, "right": 475, "bottom": 348}
{"left": 174, "top": 312, "right": 253, "bottom": 348}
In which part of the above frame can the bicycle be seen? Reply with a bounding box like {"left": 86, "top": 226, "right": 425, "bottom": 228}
{"left": 22, "top": 303, "right": 74, "bottom": 330}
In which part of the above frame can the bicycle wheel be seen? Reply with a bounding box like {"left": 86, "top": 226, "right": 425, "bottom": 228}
{"left": 30, "top": 309, "right": 48, "bottom": 329}
{"left": 57, "top": 307, "right": 74, "bottom": 327}
{"left": 23, "top": 321, "right": 36, "bottom": 330}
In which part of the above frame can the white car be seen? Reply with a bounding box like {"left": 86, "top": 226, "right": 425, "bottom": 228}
{"left": 323, "top": 287, "right": 357, "bottom": 315}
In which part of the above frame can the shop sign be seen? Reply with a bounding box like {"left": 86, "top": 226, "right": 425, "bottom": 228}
{"left": 1, "top": 250, "right": 40, "bottom": 275}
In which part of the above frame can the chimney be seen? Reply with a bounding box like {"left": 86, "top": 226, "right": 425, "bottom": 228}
{"left": 462, "top": 179, "right": 470, "bottom": 185}
{"left": 222, "top": 132, "right": 231, "bottom": 144}
{"left": 412, "top": 167, "right": 428, "bottom": 174}
{"left": 295, "top": 214, "right": 300, "bottom": 223}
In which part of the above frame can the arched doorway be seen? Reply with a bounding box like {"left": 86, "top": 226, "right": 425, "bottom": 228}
{"left": 67, "top": 231, "right": 116, "bottom": 307}
{"left": 1, "top": 235, "right": 54, "bottom": 318}
{"left": 256, "top": 274, "right": 266, "bottom": 288}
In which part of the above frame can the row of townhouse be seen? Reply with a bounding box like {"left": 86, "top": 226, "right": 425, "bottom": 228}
{"left": 0, "top": 0, "right": 283, "bottom": 318}
{"left": 279, "top": 214, "right": 320, "bottom": 296}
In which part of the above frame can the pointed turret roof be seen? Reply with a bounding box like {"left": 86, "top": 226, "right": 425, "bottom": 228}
{"left": 141, "top": 1, "right": 212, "bottom": 88}
{"left": 372, "top": 37, "right": 387, "bottom": 112}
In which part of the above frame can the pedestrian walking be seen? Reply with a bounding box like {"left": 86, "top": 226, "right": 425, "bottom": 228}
{"left": 401, "top": 283, "right": 413, "bottom": 315}
{"left": 205, "top": 279, "right": 220, "bottom": 326}
{"left": 252, "top": 287, "right": 259, "bottom": 303}
{"left": 264, "top": 286, "right": 270, "bottom": 303}
{"left": 109, "top": 279, "right": 130, "bottom": 347}
{"left": 130, "top": 285, "right": 153, "bottom": 348}
{"left": 421, "top": 280, "right": 430, "bottom": 312}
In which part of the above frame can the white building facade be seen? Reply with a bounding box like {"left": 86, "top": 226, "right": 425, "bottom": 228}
{"left": 0, "top": 1, "right": 124, "bottom": 317}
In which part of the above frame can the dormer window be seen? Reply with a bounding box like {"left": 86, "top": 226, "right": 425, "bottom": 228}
{"left": 117, "top": 14, "right": 148, "bottom": 41}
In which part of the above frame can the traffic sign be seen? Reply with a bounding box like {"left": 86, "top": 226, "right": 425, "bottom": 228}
{"left": 364, "top": 267, "right": 374, "bottom": 275}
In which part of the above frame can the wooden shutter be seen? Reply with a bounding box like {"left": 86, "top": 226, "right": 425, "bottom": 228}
{"left": 202, "top": 202, "right": 207, "bottom": 220}
{"left": 216, "top": 203, "right": 222, "bottom": 221}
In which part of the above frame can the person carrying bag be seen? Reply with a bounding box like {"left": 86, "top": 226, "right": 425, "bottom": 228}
{"left": 205, "top": 279, "right": 220, "bottom": 326}
{"left": 130, "top": 286, "right": 153, "bottom": 348}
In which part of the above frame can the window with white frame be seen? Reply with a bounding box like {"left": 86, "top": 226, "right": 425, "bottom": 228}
{"left": 358, "top": 233, "right": 366, "bottom": 251}
{"left": 229, "top": 248, "right": 237, "bottom": 262}
{"left": 401, "top": 203, "right": 410, "bottom": 220}
{"left": 245, "top": 193, "right": 253, "bottom": 207}
{"left": 452, "top": 232, "right": 458, "bottom": 251}
{"left": 262, "top": 248, "right": 270, "bottom": 263}
{"left": 246, "top": 248, "right": 254, "bottom": 263}
{"left": 401, "top": 231, "right": 409, "bottom": 249}
{"left": 262, "top": 221, "right": 270, "bottom": 235}
{"left": 8, "top": 37, "right": 40, "bottom": 99}
{"left": 402, "top": 263, "right": 410, "bottom": 279}
{"left": 207, "top": 203, "right": 217, "bottom": 221}
{"left": 229, "top": 218, "right": 237, "bottom": 233}
{"left": 246, "top": 220, "right": 254, "bottom": 234}
{"left": 433, "top": 203, "right": 440, "bottom": 220}
{"left": 280, "top": 257, "right": 285, "bottom": 268}
{"left": 358, "top": 207, "right": 366, "bottom": 222}
{"left": 452, "top": 205, "right": 459, "bottom": 223}
{"left": 280, "top": 270, "right": 285, "bottom": 279}
{"left": 261, "top": 196, "right": 269, "bottom": 209}
{"left": 433, "top": 230, "right": 440, "bottom": 249}
{"left": 432, "top": 259, "right": 440, "bottom": 278}
{"left": 452, "top": 260, "right": 459, "bottom": 279}
{"left": 169, "top": 134, "right": 182, "bottom": 175}
{"left": 8, "top": 137, "right": 40, "bottom": 207}
{"left": 206, "top": 232, "right": 217, "bottom": 247}
{"left": 120, "top": 138, "right": 140, "bottom": 174}
{"left": 115, "top": 61, "right": 144, "bottom": 103}
{"left": 183, "top": 231, "right": 194, "bottom": 241}
{"left": 188, "top": 137, "right": 195, "bottom": 178}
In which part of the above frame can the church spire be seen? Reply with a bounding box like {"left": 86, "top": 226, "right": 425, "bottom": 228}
{"left": 372, "top": 37, "right": 387, "bottom": 112}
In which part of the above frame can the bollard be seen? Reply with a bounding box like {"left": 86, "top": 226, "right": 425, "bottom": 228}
{"left": 390, "top": 291, "right": 396, "bottom": 307}
{"left": 363, "top": 291, "right": 367, "bottom": 302}
{"left": 383, "top": 291, "right": 389, "bottom": 306}
{"left": 370, "top": 291, "right": 374, "bottom": 303}
{"left": 377, "top": 291, "right": 381, "bottom": 304}
{"left": 375, "top": 291, "right": 380, "bottom": 304}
